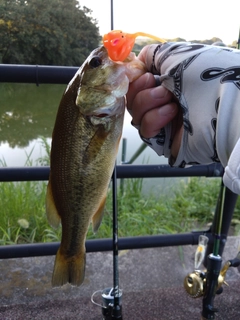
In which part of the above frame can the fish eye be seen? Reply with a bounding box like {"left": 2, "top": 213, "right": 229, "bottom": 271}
{"left": 89, "top": 56, "right": 102, "bottom": 68}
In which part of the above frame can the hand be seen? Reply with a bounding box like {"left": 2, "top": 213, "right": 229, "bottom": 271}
{"left": 126, "top": 46, "right": 183, "bottom": 159}
{"left": 127, "top": 72, "right": 177, "bottom": 137}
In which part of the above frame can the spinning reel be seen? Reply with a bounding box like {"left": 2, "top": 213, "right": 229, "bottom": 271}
{"left": 184, "top": 184, "right": 240, "bottom": 319}
{"left": 184, "top": 233, "right": 240, "bottom": 319}
{"left": 184, "top": 235, "right": 231, "bottom": 299}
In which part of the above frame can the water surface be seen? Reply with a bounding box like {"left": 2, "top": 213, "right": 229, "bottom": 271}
{"left": 0, "top": 83, "right": 179, "bottom": 194}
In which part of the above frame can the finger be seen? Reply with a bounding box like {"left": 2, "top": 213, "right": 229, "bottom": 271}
{"left": 139, "top": 102, "right": 178, "bottom": 138}
{"left": 137, "top": 45, "right": 150, "bottom": 63}
{"left": 131, "top": 86, "right": 173, "bottom": 126}
{"left": 138, "top": 45, "right": 161, "bottom": 72}
{"left": 126, "top": 72, "right": 156, "bottom": 111}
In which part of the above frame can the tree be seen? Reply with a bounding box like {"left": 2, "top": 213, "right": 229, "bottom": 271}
{"left": 190, "top": 37, "right": 223, "bottom": 45}
{"left": 231, "top": 40, "right": 238, "bottom": 48}
{"left": 0, "top": 0, "right": 100, "bottom": 66}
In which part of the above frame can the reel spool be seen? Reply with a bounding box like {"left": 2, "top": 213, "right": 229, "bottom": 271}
{"left": 184, "top": 270, "right": 205, "bottom": 298}
{"left": 184, "top": 261, "right": 229, "bottom": 299}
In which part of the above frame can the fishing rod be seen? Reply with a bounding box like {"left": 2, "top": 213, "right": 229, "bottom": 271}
{"left": 184, "top": 181, "right": 240, "bottom": 319}
{"left": 112, "top": 164, "right": 123, "bottom": 318}
{"left": 90, "top": 165, "right": 123, "bottom": 319}
{"left": 200, "top": 183, "right": 225, "bottom": 319}
{"left": 91, "top": 168, "right": 123, "bottom": 318}
{"left": 237, "top": 25, "right": 240, "bottom": 50}
{"left": 93, "top": 1, "right": 122, "bottom": 317}
{"left": 184, "top": 181, "right": 226, "bottom": 319}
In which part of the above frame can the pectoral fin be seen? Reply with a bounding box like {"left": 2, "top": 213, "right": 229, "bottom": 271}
{"left": 92, "top": 195, "right": 107, "bottom": 233}
{"left": 46, "top": 179, "right": 61, "bottom": 229}
{"left": 83, "top": 124, "right": 109, "bottom": 165}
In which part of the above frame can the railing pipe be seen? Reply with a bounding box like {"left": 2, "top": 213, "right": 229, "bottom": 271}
{"left": 0, "top": 64, "right": 77, "bottom": 84}
{"left": 0, "top": 231, "right": 213, "bottom": 259}
{"left": 0, "top": 163, "right": 223, "bottom": 182}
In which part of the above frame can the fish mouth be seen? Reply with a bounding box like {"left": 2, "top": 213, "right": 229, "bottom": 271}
{"left": 82, "top": 101, "right": 123, "bottom": 118}
{"left": 85, "top": 93, "right": 125, "bottom": 118}
{"left": 93, "top": 113, "right": 109, "bottom": 118}
{"left": 90, "top": 110, "right": 115, "bottom": 118}
{"left": 91, "top": 99, "right": 125, "bottom": 118}
{"left": 83, "top": 107, "right": 113, "bottom": 118}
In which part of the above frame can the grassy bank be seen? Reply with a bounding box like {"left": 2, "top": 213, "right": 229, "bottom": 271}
{"left": 1, "top": 141, "right": 240, "bottom": 244}
{"left": 1, "top": 172, "right": 239, "bottom": 245}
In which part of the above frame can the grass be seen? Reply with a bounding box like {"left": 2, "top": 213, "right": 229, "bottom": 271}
{"left": 87, "top": 177, "right": 221, "bottom": 240}
{"left": 1, "top": 139, "right": 240, "bottom": 245}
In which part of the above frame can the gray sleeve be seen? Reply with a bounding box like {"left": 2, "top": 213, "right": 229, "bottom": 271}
{"left": 137, "top": 42, "right": 212, "bottom": 162}
{"left": 138, "top": 42, "right": 240, "bottom": 169}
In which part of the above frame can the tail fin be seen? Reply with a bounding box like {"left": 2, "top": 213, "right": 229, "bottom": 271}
{"left": 52, "top": 248, "right": 86, "bottom": 287}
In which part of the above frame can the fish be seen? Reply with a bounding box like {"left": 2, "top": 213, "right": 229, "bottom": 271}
{"left": 103, "top": 30, "right": 166, "bottom": 62}
{"left": 46, "top": 45, "right": 146, "bottom": 287}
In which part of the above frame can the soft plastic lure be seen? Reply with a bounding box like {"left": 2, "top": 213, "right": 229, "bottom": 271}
{"left": 103, "top": 30, "right": 166, "bottom": 61}
{"left": 194, "top": 235, "right": 209, "bottom": 269}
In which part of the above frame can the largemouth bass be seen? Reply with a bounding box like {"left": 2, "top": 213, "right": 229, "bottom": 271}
{"left": 46, "top": 45, "right": 146, "bottom": 287}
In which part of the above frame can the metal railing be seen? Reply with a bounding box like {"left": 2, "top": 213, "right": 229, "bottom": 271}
{"left": 0, "top": 162, "right": 234, "bottom": 260}
{"left": 0, "top": 63, "right": 235, "bottom": 260}
{"left": 0, "top": 63, "right": 228, "bottom": 260}
{"left": 0, "top": 64, "right": 77, "bottom": 84}
{"left": 1, "top": 64, "right": 239, "bottom": 320}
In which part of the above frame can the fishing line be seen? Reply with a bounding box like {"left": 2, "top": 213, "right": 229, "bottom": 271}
{"left": 237, "top": 26, "right": 240, "bottom": 50}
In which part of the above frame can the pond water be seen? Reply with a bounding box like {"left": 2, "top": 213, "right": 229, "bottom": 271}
{"left": 0, "top": 82, "right": 180, "bottom": 194}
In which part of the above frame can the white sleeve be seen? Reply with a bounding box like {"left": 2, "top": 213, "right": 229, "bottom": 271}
{"left": 223, "top": 137, "right": 240, "bottom": 194}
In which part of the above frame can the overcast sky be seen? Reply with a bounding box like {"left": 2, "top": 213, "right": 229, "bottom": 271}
{"left": 80, "top": 0, "right": 239, "bottom": 45}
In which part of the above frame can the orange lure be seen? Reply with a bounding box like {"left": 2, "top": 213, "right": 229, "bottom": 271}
{"left": 103, "top": 30, "right": 166, "bottom": 61}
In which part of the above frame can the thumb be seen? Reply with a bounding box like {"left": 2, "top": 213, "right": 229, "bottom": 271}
{"left": 138, "top": 44, "right": 163, "bottom": 74}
